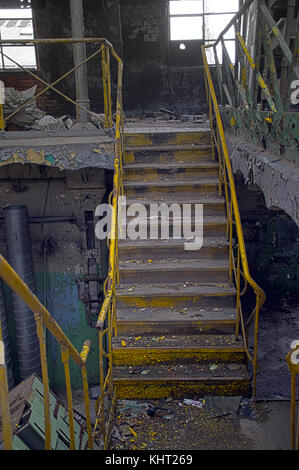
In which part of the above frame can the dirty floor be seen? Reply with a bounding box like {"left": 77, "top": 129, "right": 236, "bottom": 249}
{"left": 56, "top": 297, "right": 299, "bottom": 452}
{"left": 109, "top": 397, "right": 291, "bottom": 451}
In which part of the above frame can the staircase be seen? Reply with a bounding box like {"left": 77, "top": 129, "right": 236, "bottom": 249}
{"left": 112, "top": 126, "right": 251, "bottom": 399}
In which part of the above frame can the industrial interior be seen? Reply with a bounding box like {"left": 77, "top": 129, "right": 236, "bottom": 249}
{"left": 0, "top": 0, "right": 298, "bottom": 452}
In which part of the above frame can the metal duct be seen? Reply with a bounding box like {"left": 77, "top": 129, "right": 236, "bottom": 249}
{"left": 3, "top": 205, "right": 41, "bottom": 381}
{"left": 0, "top": 280, "right": 14, "bottom": 389}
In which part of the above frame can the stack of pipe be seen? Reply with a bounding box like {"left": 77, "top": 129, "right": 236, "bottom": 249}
{"left": 0, "top": 280, "right": 14, "bottom": 389}
{"left": 3, "top": 205, "right": 41, "bottom": 381}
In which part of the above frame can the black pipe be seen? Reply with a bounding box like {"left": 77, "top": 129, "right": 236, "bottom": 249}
{"left": 3, "top": 205, "right": 41, "bottom": 381}
{"left": 0, "top": 280, "right": 14, "bottom": 389}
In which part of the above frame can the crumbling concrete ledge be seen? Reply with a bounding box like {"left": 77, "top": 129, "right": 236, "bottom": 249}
{"left": 0, "top": 129, "right": 115, "bottom": 171}
{"left": 225, "top": 134, "right": 299, "bottom": 227}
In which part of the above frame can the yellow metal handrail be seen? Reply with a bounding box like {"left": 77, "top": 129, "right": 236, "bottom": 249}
{"left": 202, "top": 44, "right": 266, "bottom": 398}
{"left": 0, "top": 255, "right": 93, "bottom": 450}
{"left": 0, "top": 38, "right": 120, "bottom": 130}
{"left": 0, "top": 37, "right": 123, "bottom": 449}
{"left": 93, "top": 45, "right": 123, "bottom": 449}
{"left": 286, "top": 342, "right": 299, "bottom": 450}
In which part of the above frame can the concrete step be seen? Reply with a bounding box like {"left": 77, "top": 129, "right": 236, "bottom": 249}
{"left": 114, "top": 362, "right": 251, "bottom": 399}
{"left": 124, "top": 144, "right": 213, "bottom": 164}
{"left": 123, "top": 178, "right": 219, "bottom": 196}
{"left": 118, "top": 237, "right": 230, "bottom": 261}
{"left": 123, "top": 161, "right": 219, "bottom": 181}
{"left": 123, "top": 195, "right": 226, "bottom": 216}
{"left": 116, "top": 306, "right": 237, "bottom": 336}
{"left": 124, "top": 130, "right": 211, "bottom": 147}
{"left": 116, "top": 281, "right": 236, "bottom": 309}
{"left": 112, "top": 334, "right": 246, "bottom": 366}
{"left": 119, "top": 258, "right": 229, "bottom": 284}
{"left": 122, "top": 215, "right": 226, "bottom": 238}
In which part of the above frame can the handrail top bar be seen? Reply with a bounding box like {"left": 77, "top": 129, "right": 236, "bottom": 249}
{"left": 213, "top": 0, "right": 256, "bottom": 48}
{"left": 0, "top": 37, "right": 123, "bottom": 65}
{"left": 0, "top": 37, "right": 113, "bottom": 46}
{"left": 0, "top": 254, "right": 86, "bottom": 367}
{"left": 200, "top": 44, "right": 266, "bottom": 305}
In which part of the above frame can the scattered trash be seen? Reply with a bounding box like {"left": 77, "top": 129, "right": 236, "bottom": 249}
{"left": 140, "top": 370, "right": 150, "bottom": 375}
{"left": 179, "top": 399, "right": 205, "bottom": 408}
{"left": 205, "top": 396, "right": 242, "bottom": 416}
{"left": 209, "top": 364, "right": 218, "bottom": 371}
{"left": 129, "top": 427, "right": 137, "bottom": 437}
{"left": 119, "top": 424, "right": 137, "bottom": 437}
{"left": 111, "top": 426, "right": 122, "bottom": 441}
{"left": 121, "top": 340, "right": 127, "bottom": 347}
{"left": 147, "top": 404, "right": 171, "bottom": 417}
{"left": 30, "top": 114, "right": 74, "bottom": 131}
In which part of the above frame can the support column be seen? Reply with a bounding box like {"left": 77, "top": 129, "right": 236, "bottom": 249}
{"left": 70, "top": 0, "right": 90, "bottom": 122}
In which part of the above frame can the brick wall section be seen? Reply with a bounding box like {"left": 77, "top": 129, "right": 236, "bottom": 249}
{"left": 0, "top": 72, "right": 60, "bottom": 116}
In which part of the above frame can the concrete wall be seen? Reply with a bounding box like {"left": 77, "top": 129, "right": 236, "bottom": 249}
{"left": 0, "top": 163, "right": 109, "bottom": 389}
{"left": 234, "top": 169, "right": 299, "bottom": 304}
{"left": 31, "top": 0, "right": 213, "bottom": 116}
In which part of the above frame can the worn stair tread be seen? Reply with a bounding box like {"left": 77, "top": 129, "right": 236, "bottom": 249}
{"left": 116, "top": 282, "right": 236, "bottom": 296}
{"left": 125, "top": 215, "right": 226, "bottom": 223}
{"left": 125, "top": 144, "right": 212, "bottom": 152}
{"left": 124, "top": 195, "right": 225, "bottom": 205}
{"left": 119, "top": 258, "right": 229, "bottom": 271}
{"left": 123, "top": 178, "right": 219, "bottom": 187}
{"left": 119, "top": 236, "right": 229, "bottom": 248}
{"left": 113, "top": 333, "right": 244, "bottom": 349}
{"left": 114, "top": 362, "right": 249, "bottom": 380}
{"left": 123, "top": 161, "right": 218, "bottom": 170}
{"left": 116, "top": 306, "right": 236, "bottom": 323}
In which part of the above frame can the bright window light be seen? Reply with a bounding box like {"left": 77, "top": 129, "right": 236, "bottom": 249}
{"left": 170, "top": 16, "right": 203, "bottom": 40}
{"left": 0, "top": 7, "right": 36, "bottom": 70}
{"left": 169, "top": 0, "right": 239, "bottom": 64}
{"left": 170, "top": 1, "right": 203, "bottom": 15}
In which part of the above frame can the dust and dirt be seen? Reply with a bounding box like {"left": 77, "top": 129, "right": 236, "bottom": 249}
{"left": 108, "top": 297, "right": 299, "bottom": 451}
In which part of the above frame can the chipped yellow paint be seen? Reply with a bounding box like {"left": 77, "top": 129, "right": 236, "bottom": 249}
{"left": 118, "top": 293, "right": 232, "bottom": 309}
{"left": 0, "top": 152, "right": 23, "bottom": 166}
{"left": 124, "top": 152, "right": 135, "bottom": 164}
{"left": 113, "top": 347, "right": 245, "bottom": 366}
{"left": 272, "top": 26, "right": 279, "bottom": 38}
{"left": 124, "top": 131, "right": 210, "bottom": 147}
{"left": 0, "top": 149, "right": 56, "bottom": 167}
{"left": 26, "top": 148, "right": 47, "bottom": 165}
{"left": 115, "top": 379, "right": 250, "bottom": 400}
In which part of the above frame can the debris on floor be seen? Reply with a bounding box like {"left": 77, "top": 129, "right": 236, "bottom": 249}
{"left": 109, "top": 396, "right": 291, "bottom": 450}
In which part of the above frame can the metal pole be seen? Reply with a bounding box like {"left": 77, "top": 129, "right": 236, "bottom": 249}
{"left": 69, "top": 0, "right": 90, "bottom": 121}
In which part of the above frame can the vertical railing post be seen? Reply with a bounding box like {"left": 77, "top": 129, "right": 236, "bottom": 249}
{"left": 81, "top": 364, "right": 93, "bottom": 449}
{"left": 290, "top": 370, "right": 297, "bottom": 450}
{"left": 61, "top": 346, "right": 76, "bottom": 450}
{"left": 105, "top": 45, "right": 112, "bottom": 128}
{"left": 235, "top": 244, "right": 241, "bottom": 338}
{"left": 80, "top": 339, "right": 93, "bottom": 450}
{"left": 0, "top": 103, "right": 5, "bottom": 132}
{"left": 0, "top": 337, "right": 12, "bottom": 450}
{"left": 101, "top": 45, "right": 109, "bottom": 129}
{"left": 252, "top": 294, "right": 260, "bottom": 399}
{"left": 228, "top": 199, "right": 233, "bottom": 283}
{"left": 34, "top": 312, "right": 52, "bottom": 450}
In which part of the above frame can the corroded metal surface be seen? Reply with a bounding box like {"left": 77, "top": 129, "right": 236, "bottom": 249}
{"left": 221, "top": 108, "right": 299, "bottom": 164}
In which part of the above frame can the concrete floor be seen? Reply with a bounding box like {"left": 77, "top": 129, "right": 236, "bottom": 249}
{"left": 108, "top": 397, "right": 292, "bottom": 451}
